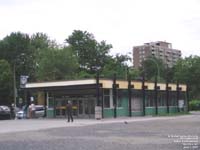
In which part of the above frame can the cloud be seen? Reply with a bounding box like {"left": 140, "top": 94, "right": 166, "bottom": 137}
{"left": 0, "top": 0, "right": 199, "bottom": 57}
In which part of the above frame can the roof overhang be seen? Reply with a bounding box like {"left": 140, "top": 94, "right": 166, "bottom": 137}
{"left": 24, "top": 78, "right": 187, "bottom": 91}
{"left": 25, "top": 79, "right": 96, "bottom": 89}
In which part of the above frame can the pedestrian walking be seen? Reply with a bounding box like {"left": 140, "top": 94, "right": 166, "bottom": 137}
{"left": 29, "top": 102, "right": 35, "bottom": 118}
{"left": 66, "top": 101, "right": 73, "bottom": 122}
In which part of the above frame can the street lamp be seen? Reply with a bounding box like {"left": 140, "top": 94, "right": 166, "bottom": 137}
{"left": 147, "top": 58, "right": 160, "bottom": 82}
{"left": 13, "top": 53, "right": 24, "bottom": 110}
{"left": 13, "top": 63, "right": 17, "bottom": 110}
{"left": 142, "top": 57, "right": 160, "bottom": 115}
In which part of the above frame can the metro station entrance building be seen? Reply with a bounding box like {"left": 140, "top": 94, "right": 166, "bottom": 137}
{"left": 23, "top": 78, "right": 188, "bottom": 119}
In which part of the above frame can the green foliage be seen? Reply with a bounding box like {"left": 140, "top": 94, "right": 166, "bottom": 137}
{"left": 35, "top": 47, "right": 78, "bottom": 81}
{"left": 140, "top": 56, "right": 165, "bottom": 82}
{"left": 0, "top": 32, "right": 35, "bottom": 83}
{"left": 1, "top": 30, "right": 200, "bottom": 104}
{"left": 66, "top": 30, "right": 112, "bottom": 74}
{"left": 30, "top": 33, "right": 53, "bottom": 50}
{"left": 189, "top": 99, "right": 200, "bottom": 111}
{"left": 0, "top": 32, "right": 37, "bottom": 105}
{"left": 0, "top": 60, "right": 12, "bottom": 105}
{"left": 76, "top": 70, "right": 95, "bottom": 79}
{"left": 174, "top": 56, "right": 200, "bottom": 99}
{"left": 139, "top": 55, "right": 200, "bottom": 99}
{"left": 128, "top": 68, "right": 141, "bottom": 80}
{"left": 30, "top": 32, "right": 60, "bottom": 81}
{"left": 101, "top": 54, "right": 131, "bottom": 79}
{"left": 0, "top": 32, "right": 31, "bottom": 64}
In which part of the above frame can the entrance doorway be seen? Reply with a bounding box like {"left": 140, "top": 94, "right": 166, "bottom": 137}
{"left": 78, "top": 98, "right": 95, "bottom": 118}
{"left": 54, "top": 97, "right": 95, "bottom": 118}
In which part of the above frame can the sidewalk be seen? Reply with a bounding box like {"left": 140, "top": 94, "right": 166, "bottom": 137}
{"left": 0, "top": 115, "right": 192, "bottom": 134}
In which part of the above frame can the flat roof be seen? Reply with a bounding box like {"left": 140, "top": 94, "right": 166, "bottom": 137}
{"left": 25, "top": 79, "right": 96, "bottom": 89}
{"left": 25, "top": 78, "right": 187, "bottom": 91}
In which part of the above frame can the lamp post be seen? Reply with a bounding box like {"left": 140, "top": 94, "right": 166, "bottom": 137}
{"left": 13, "top": 63, "right": 17, "bottom": 110}
{"left": 13, "top": 53, "right": 23, "bottom": 111}
{"left": 143, "top": 58, "right": 160, "bottom": 115}
{"left": 165, "top": 66, "right": 170, "bottom": 114}
{"left": 151, "top": 59, "right": 159, "bottom": 115}
{"left": 148, "top": 58, "right": 160, "bottom": 82}
{"left": 95, "top": 66, "right": 102, "bottom": 119}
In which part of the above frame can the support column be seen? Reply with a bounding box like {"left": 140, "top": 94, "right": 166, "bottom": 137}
{"left": 154, "top": 76, "right": 158, "bottom": 115}
{"left": 128, "top": 75, "right": 132, "bottom": 117}
{"left": 24, "top": 89, "right": 27, "bottom": 106}
{"left": 113, "top": 74, "right": 117, "bottom": 118}
{"left": 96, "top": 72, "right": 103, "bottom": 119}
{"left": 176, "top": 81, "right": 180, "bottom": 112}
{"left": 186, "top": 83, "right": 189, "bottom": 112}
{"left": 53, "top": 93, "right": 56, "bottom": 118}
{"left": 27, "top": 91, "right": 31, "bottom": 106}
{"left": 96, "top": 72, "right": 100, "bottom": 106}
{"left": 165, "top": 69, "right": 170, "bottom": 114}
{"left": 44, "top": 91, "right": 47, "bottom": 117}
{"left": 101, "top": 89, "right": 104, "bottom": 119}
{"left": 166, "top": 82, "right": 170, "bottom": 114}
{"left": 142, "top": 73, "right": 146, "bottom": 116}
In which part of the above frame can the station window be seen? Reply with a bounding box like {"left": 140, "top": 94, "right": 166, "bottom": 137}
{"left": 48, "top": 97, "right": 54, "bottom": 108}
{"left": 117, "top": 90, "right": 123, "bottom": 107}
{"left": 104, "top": 89, "right": 110, "bottom": 108}
{"left": 169, "top": 92, "right": 177, "bottom": 106}
{"left": 131, "top": 90, "right": 142, "bottom": 111}
{"left": 179, "top": 92, "right": 186, "bottom": 101}
{"left": 117, "top": 98, "right": 122, "bottom": 107}
{"left": 104, "top": 89, "right": 110, "bottom": 95}
{"left": 104, "top": 96, "right": 110, "bottom": 108}
{"left": 146, "top": 91, "right": 154, "bottom": 107}
{"left": 158, "top": 92, "right": 166, "bottom": 106}
{"left": 112, "top": 89, "right": 122, "bottom": 108}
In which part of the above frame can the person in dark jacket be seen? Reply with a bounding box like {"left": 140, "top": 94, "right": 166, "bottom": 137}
{"left": 10, "top": 103, "right": 15, "bottom": 119}
{"left": 66, "top": 101, "right": 73, "bottom": 122}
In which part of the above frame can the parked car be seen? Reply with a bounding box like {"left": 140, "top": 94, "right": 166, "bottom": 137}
{"left": 35, "top": 105, "right": 45, "bottom": 118}
{"left": 16, "top": 105, "right": 45, "bottom": 119}
{"left": 0, "top": 105, "right": 11, "bottom": 120}
{"left": 16, "top": 105, "right": 28, "bottom": 119}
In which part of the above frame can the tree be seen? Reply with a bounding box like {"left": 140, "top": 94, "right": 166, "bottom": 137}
{"left": 66, "top": 30, "right": 112, "bottom": 74}
{"left": 30, "top": 33, "right": 53, "bottom": 50}
{"left": 0, "top": 32, "right": 34, "bottom": 83}
{"left": 128, "top": 67, "right": 141, "bottom": 80}
{"left": 101, "top": 54, "right": 131, "bottom": 79}
{"left": 140, "top": 56, "right": 165, "bottom": 82}
{"left": 30, "top": 32, "right": 60, "bottom": 81}
{"left": 174, "top": 56, "right": 200, "bottom": 99}
{"left": 0, "top": 32, "right": 36, "bottom": 105}
{"left": 0, "top": 60, "right": 12, "bottom": 105}
{"left": 35, "top": 46, "right": 78, "bottom": 81}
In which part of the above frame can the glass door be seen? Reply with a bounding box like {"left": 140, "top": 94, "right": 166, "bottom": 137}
{"left": 55, "top": 98, "right": 66, "bottom": 117}
{"left": 78, "top": 99, "right": 84, "bottom": 117}
{"left": 77, "top": 98, "right": 95, "bottom": 118}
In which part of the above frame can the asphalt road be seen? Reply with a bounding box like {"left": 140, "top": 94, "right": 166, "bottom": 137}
{"left": 0, "top": 114, "right": 199, "bottom": 150}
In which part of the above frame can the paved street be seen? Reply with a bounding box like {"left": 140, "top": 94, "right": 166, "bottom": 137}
{"left": 0, "top": 113, "right": 199, "bottom": 150}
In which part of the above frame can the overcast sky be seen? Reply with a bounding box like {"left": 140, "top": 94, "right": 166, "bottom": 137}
{"left": 0, "top": 0, "right": 200, "bottom": 57}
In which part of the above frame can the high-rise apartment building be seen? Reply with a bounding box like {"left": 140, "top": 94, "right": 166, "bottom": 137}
{"left": 133, "top": 41, "right": 181, "bottom": 68}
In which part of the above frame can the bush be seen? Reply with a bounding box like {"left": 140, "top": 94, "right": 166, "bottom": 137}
{"left": 189, "top": 99, "right": 200, "bottom": 111}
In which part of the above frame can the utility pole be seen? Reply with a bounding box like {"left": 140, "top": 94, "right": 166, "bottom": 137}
{"left": 13, "top": 63, "right": 17, "bottom": 109}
